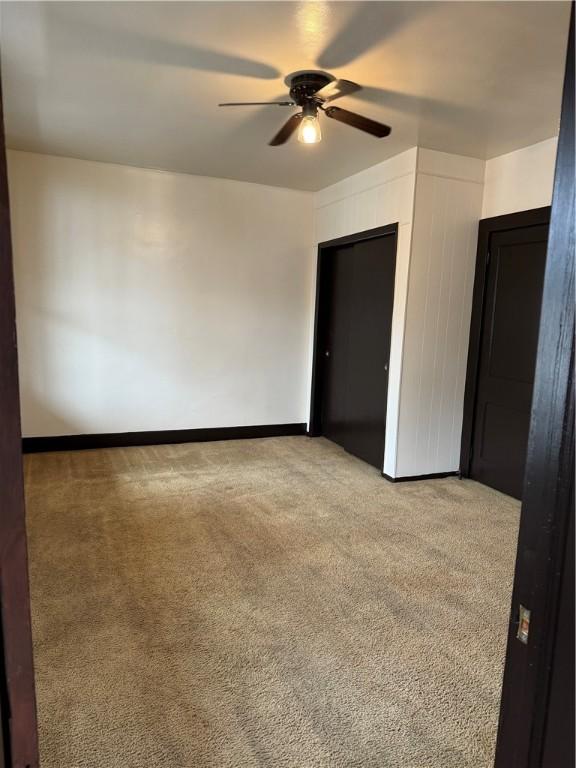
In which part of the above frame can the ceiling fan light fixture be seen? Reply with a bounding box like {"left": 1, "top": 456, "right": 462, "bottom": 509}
{"left": 220, "top": 71, "right": 391, "bottom": 147}
{"left": 298, "top": 113, "right": 322, "bottom": 144}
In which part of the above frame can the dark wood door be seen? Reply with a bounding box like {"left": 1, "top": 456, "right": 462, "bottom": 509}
{"left": 470, "top": 224, "right": 549, "bottom": 499}
{"left": 321, "top": 234, "right": 396, "bottom": 469}
{"left": 494, "top": 12, "right": 574, "bottom": 764}
{"left": 540, "top": 485, "right": 574, "bottom": 768}
{"left": 0, "top": 71, "right": 39, "bottom": 765}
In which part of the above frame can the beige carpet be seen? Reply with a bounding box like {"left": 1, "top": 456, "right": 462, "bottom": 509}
{"left": 24, "top": 436, "right": 519, "bottom": 768}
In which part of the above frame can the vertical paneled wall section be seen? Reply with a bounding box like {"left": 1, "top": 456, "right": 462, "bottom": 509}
{"left": 395, "top": 150, "right": 484, "bottom": 477}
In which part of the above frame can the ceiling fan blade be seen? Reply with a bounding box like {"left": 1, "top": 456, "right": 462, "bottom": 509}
{"left": 219, "top": 101, "right": 294, "bottom": 107}
{"left": 313, "top": 79, "right": 362, "bottom": 103}
{"left": 269, "top": 113, "right": 302, "bottom": 146}
{"left": 324, "top": 106, "right": 391, "bottom": 138}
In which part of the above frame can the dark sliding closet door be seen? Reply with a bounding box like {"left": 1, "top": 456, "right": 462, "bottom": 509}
{"left": 320, "top": 234, "right": 396, "bottom": 469}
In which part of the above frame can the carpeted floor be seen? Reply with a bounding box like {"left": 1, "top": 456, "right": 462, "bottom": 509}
{"left": 24, "top": 436, "right": 519, "bottom": 768}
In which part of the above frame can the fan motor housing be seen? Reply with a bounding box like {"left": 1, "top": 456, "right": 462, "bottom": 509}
{"left": 288, "top": 72, "right": 332, "bottom": 106}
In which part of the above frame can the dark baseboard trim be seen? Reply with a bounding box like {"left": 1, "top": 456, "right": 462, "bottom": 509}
{"left": 382, "top": 471, "right": 460, "bottom": 482}
{"left": 22, "top": 423, "right": 307, "bottom": 453}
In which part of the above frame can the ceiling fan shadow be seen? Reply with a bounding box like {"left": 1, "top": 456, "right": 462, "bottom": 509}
{"left": 356, "top": 86, "right": 484, "bottom": 125}
{"left": 118, "top": 38, "right": 280, "bottom": 80}
{"left": 317, "top": 2, "right": 430, "bottom": 70}
{"left": 44, "top": 6, "right": 280, "bottom": 80}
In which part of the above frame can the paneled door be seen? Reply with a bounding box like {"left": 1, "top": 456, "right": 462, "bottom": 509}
{"left": 469, "top": 222, "right": 549, "bottom": 499}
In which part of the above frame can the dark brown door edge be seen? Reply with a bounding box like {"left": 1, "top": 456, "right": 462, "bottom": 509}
{"left": 494, "top": 8, "right": 575, "bottom": 767}
{"left": 0, "top": 68, "right": 40, "bottom": 766}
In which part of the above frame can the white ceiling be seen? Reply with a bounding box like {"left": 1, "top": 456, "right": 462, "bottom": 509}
{"left": 1, "top": 1, "right": 571, "bottom": 191}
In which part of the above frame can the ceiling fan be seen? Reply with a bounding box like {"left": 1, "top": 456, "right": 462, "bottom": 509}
{"left": 219, "top": 71, "right": 391, "bottom": 146}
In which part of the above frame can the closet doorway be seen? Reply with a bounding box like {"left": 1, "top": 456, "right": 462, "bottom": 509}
{"left": 309, "top": 225, "right": 397, "bottom": 470}
{"left": 461, "top": 207, "right": 550, "bottom": 499}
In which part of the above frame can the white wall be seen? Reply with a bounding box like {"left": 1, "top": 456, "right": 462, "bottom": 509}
{"left": 313, "top": 148, "right": 418, "bottom": 477}
{"left": 482, "top": 137, "right": 558, "bottom": 219}
{"left": 11, "top": 140, "right": 555, "bottom": 470}
{"left": 8, "top": 150, "right": 314, "bottom": 437}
